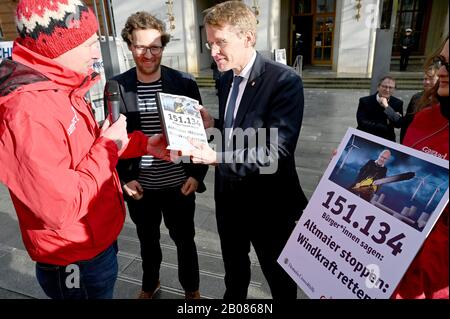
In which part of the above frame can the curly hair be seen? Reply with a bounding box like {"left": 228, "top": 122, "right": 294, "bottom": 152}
{"left": 121, "top": 11, "right": 170, "bottom": 47}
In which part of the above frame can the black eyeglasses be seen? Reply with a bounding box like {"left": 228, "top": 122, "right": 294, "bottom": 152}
{"left": 433, "top": 55, "right": 449, "bottom": 73}
{"left": 132, "top": 44, "right": 163, "bottom": 56}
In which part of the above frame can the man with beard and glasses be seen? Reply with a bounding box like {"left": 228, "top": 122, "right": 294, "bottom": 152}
{"left": 106, "top": 11, "right": 208, "bottom": 299}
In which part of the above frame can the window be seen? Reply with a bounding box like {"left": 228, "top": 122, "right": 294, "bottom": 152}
{"left": 380, "top": 0, "right": 393, "bottom": 29}
{"left": 316, "top": 0, "right": 334, "bottom": 13}
{"left": 294, "top": 0, "right": 312, "bottom": 15}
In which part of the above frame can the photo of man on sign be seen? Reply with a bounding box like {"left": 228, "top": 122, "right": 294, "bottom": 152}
{"left": 329, "top": 134, "right": 448, "bottom": 231}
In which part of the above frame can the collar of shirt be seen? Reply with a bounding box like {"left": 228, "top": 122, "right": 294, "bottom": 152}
{"left": 233, "top": 50, "right": 257, "bottom": 80}
{"left": 226, "top": 50, "right": 257, "bottom": 117}
{"left": 224, "top": 50, "right": 257, "bottom": 139}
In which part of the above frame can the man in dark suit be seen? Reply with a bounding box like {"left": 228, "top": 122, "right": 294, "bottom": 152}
{"left": 357, "top": 76, "right": 404, "bottom": 141}
{"left": 400, "top": 28, "right": 415, "bottom": 71}
{"left": 105, "top": 12, "right": 208, "bottom": 299}
{"left": 184, "top": 1, "right": 308, "bottom": 299}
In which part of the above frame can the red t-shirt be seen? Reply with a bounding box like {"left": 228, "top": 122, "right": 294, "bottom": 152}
{"left": 394, "top": 104, "right": 449, "bottom": 299}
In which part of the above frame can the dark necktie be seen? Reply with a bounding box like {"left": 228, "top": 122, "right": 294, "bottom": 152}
{"left": 224, "top": 76, "right": 243, "bottom": 129}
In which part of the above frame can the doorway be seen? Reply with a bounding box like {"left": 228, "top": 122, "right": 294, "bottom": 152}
{"left": 292, "top": 16, "right": 313, "bottom": 66}
{"left": 312, "top": 14, "right": 334, "bottom": 64}
{"left": 289, "top": 0, "right": 336, "bottom": 66}
{"left": 392, "top": 0, "right": 432, "bottom": 55}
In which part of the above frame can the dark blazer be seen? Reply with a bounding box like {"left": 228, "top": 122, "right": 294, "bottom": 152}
{"left": 214, "top": 52, "right": 308, "bottom": 216}
{"left": 356, "top": 93, "right": 404, "bottom": 141}
{"left": 107, "top": 66, "right": 208, "bottom": 193}
{"left": 400, "top": 91, "right": 422, "bottom": 143}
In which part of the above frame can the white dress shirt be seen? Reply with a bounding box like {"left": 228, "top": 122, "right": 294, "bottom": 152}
{"left": 224, "top": 50, "right": 257, "bottom": 132}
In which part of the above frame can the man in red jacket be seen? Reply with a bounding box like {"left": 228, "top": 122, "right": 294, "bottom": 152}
{"left": 0, "top": 0, "right": 168, "bottom": 299}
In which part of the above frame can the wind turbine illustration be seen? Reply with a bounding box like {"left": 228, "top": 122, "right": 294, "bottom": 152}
{"left": 425, "top": 181, "right": 447, "bottom": 210}
{"left": 410, "top": 174, "right": 431, "bottom": 201}
{"left": 338, "top": 136, "right": 360, "bottom": 172}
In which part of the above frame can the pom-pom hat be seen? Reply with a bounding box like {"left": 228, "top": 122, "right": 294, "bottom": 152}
{"left": 15, "top": 0, "right": 98, "bottom": 58}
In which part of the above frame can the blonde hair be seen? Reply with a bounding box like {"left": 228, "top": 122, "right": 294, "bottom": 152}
{"left": 203, "top": 1, "right": 257, "bottom": 44}
{"left": 414, "top": 35, "right": 449, "bottom": 113}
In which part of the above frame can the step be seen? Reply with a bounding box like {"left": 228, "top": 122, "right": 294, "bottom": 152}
{"left": 195, "top": 76, "right": 423, "bottom": 89}
{"left": 390, "top": 56, "right": 426, "bottom": 71}
{"left": 116, "top": 221, "right": 272, "bottom": 299}
{"left": 303, "top": 84, "right": 422, "bottom": 90}
{"left": 391, "top": 55, "right": 426, "bottom": 61}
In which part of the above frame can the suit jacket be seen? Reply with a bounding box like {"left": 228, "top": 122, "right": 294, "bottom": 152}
{"left": 106, "top": 66, "right": 208, "bottom": 193}
{"left": 214, "top": 52, "right": 308, "bottom": 216}
{"left": 400, "top": 91, "right": 422, "bottom": 143}
{"left": 356, "top": 93, "right": 404, "bottom": 141}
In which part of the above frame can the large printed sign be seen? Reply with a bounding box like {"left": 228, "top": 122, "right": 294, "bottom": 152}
{"left": 156, "top": 92, "right": 208, "bottom": 151}
{"left": 0, "top": 41, "right": 13, "bottom": 59}
{"left": 279, "top": 128, "right": 449, "bottom": 299}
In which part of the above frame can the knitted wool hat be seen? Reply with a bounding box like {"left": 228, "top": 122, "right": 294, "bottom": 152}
{"left": 15, "top": 0, "right": 98, "bottom": 59}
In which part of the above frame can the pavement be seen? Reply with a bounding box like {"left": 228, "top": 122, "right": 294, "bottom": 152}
{"left": 0, "top": 87, "right": 419, "bottom": 299}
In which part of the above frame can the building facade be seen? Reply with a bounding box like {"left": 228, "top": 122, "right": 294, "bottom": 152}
{"left": 1, "top": 0, "right": 448, "bottom": 77}
{"left": 112, "top": 0, "right": 448, "bottom": 76}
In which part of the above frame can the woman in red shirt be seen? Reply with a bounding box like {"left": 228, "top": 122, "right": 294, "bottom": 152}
{"left": 393, "top": 36, "right": 449, "bottom": 299}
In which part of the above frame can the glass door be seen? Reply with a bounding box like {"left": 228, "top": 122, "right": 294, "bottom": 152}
{"left": 393, "top": 0, "right": 431, "bottom": 55}
{"left": 312, "top": 0, "right": 335, "bottom": 64}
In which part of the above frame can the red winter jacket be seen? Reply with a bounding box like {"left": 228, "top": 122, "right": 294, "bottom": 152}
{"left": 0, "top": 42, "right": 149, "bottom": 265}
{"left": 394, "top": 104, "right": 449, "bottom": 299}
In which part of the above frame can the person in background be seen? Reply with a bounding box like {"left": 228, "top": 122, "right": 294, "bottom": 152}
{"left": 400, "top": 62, "right": 439, "bottom": 142}
{"left": 356, "top": 76, "right": 404, "bottom": 142}
{"left": 108, "top": 11, "right": 208, "bottom": 300}
{"left": 184, "top": 1, "right": 308, "bottom": 299}
{"left": 293, "top": 33, "right": 303, "bottom": 64}
{"left": 0, "top": 0, "right": 168, "bottom": 299}
{"left": 400, "top": 28, "right": 415, "bottom": 71}
{"left": 393, "top": 36, "right": 449, "bottom": 299}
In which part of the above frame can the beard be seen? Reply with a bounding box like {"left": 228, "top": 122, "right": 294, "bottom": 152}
{"left": 135, "top": 56, "right": 162, "bottom": 77}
